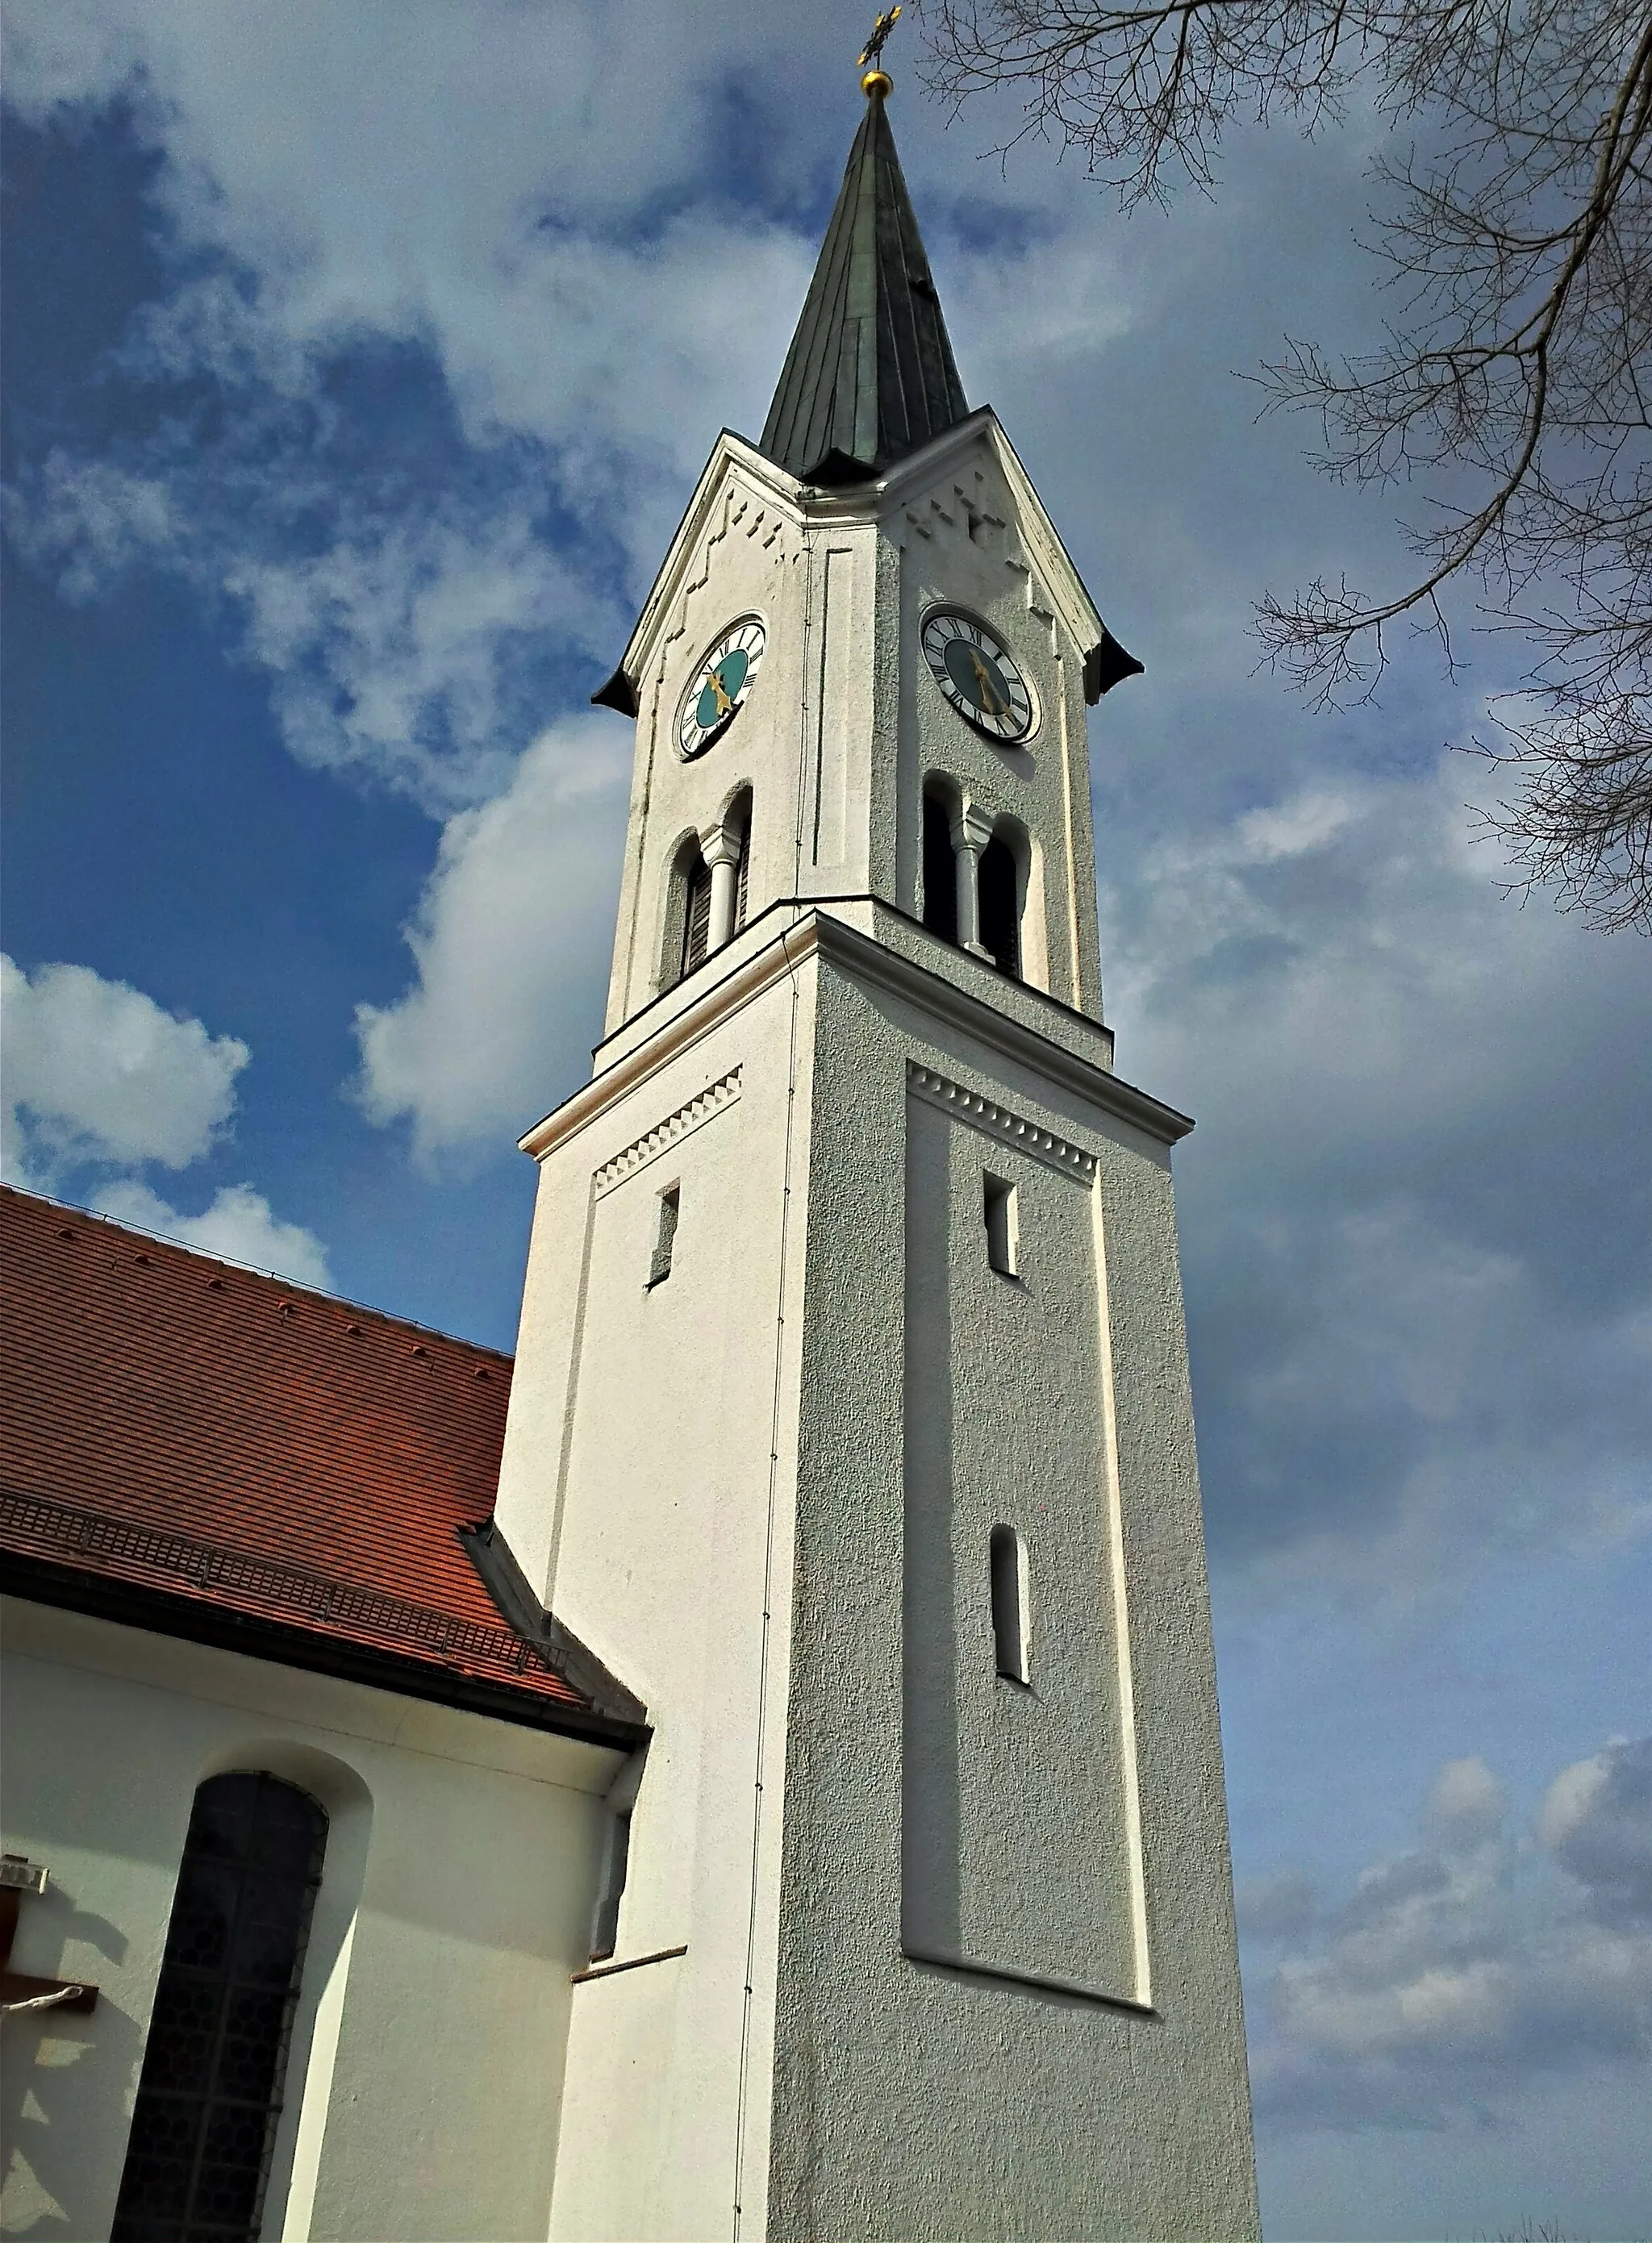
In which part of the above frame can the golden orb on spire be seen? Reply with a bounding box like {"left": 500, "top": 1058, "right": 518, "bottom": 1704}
{"left": 861, "top": 67, "right": 893, "bottom": 97}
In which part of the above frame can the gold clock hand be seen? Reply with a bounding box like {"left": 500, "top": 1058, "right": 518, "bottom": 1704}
{"left": 707, "top": 666, "right": 734, "bottom": 718}
{"left": 969, "top": 649, "right": 1007, "bottom": 718}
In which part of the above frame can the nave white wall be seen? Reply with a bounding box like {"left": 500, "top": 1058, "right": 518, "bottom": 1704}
{"left": 0, "top": 1599, "right": 621, "bottom": 2243}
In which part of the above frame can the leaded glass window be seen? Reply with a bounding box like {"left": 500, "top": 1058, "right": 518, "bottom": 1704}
{"left": 112, "top": 1772, "right": 327, "bottom": 2243}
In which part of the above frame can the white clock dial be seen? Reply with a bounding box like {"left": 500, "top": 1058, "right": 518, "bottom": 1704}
{"left": 677, "top": 617, "right": 766, "bottom": 760}
{"left": 920, "top": 610, "right": 1036, "bottom": 744}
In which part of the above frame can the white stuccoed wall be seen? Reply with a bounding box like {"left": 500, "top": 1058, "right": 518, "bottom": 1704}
{"left": 0, "top": 1599, "right": 620, "bottom": 2243}
{"left": 494, "top": 921, "right": 1258, "bottom": 2242}
{"left": 499, "top": 944, "right": 818, "bottom": 2243}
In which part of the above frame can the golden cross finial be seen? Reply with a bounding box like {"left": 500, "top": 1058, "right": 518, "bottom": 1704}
{"left": 858, "top": 6, "right": 900, "bottom": 72}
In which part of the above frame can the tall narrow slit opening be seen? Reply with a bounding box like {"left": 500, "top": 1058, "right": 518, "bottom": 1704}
{"left": 983, "top": 1174, "right": 1018, "bottom": 1276}
{"left": 647, "top": 1185, "right": 679, "bottom": 1288}
{"left": 990, "top": 1524, "right": 1032, "bottom": 1685}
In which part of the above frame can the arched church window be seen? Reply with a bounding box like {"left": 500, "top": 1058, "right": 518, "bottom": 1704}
{"left": 111, "top": 1772, "right": 327, "bottom": 2243}
{"left": 978, "top": 833, "right": 1020, "bottom": 978}
{"left": 681, "top": 848, "right": 713, "bottom": 979}
{"left": 921, "top": 788, "right": 958, "bottom": 944}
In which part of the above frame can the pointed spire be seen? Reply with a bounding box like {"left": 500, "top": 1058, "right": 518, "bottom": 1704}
{"left": 760, "top": 82, "right": 969, "bottom": 487}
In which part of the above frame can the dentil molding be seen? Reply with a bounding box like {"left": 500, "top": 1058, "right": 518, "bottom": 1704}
{"left": 907, "top": 1063, "right": 1097, "bottom": 1182}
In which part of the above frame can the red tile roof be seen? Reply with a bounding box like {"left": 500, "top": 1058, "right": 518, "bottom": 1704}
{"left": 0, "top": 1185, "right": 640, "bottom": 1741}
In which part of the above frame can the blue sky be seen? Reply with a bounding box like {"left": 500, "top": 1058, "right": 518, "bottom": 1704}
{"left": 3, "top": 5, "right": 1649, "bottom": 2234}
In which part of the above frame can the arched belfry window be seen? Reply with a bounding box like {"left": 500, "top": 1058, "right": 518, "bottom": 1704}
{"left": 112, "top": 1772, "right": 327, "bottom": 2243}
{"left": 681, "top": 845, "right": 713, "bottom": 980}
{"left": 670, "top": 792, "right": 753, "bottom": 990}
{"left": 978, "top": 833, "right": 1020, "bottom": 978}
{"left": 921, "top": 787, "right": 959, "bottom": 944}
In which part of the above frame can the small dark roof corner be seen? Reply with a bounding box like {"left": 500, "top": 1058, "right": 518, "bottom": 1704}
{"left": 759, "top": 84, "right": 968, "bottom": 486}
{"left": 591, "top": 664, "right": 640, "bottom": 717}
{"left": 1084, "top": 627, "right": 1145, "bottom": 703}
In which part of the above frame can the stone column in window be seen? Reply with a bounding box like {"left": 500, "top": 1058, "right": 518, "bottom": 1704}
{"left": 949, "top": 803, "right": 996, "bottom": 961}
{"left": 702, "top": 821, "right": 744, "bottom": 954}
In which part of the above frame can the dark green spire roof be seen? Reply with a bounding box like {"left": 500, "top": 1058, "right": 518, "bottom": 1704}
{"left": 760, "top": 86, "right": 968, "bottom": 486}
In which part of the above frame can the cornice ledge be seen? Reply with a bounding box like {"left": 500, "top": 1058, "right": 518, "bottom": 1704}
{"left": 517, "top": 909, "right": 1192, "bottom": 1167}
{"left": 519, "top": 920, "right": 822, "bottom": 1164}
{"left": 811, "top": 915, "right": 1195, "bottom": 1147}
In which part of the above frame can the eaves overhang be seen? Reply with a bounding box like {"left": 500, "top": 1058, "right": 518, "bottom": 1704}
{"left": 2, "top": 1543, "right": 650, "bottom": 1752}
{"left": 519, "top": 904, "right": 1191, "bottom": 1168}
{"left": 590, "top": 411, "right": 1140, "bottom": 721}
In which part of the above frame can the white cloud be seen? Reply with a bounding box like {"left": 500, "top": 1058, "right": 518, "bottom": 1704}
{"left": 1100, "top": 753, "right": 1652, "bottom": 1588}
{"left": 2, "top": 953, "right": 248, "bottom": 1182}
{"left": 1245, "top": 1738, "right": 1652, "bottom": 2128}
{"left": 0, "top": 455, "right": 177, "bottom": 603}
{"left": 225, "top": 503, "right": 614, "bottom": 807}
{"left": 90, "top": 1179, "right": 332, "bottom": 1291}
{"left": 1541, "top": 1738, "right": 1652, "bottom": 1929}
{"left": 352, "top": 713, "right": 630, "bottom": 1158}
{"left": 0, "top": 0, "right": 836, "bottom": 812}
{"left": 0, "top": 0, "right": 1156, "bottom": 816}
{"left": 1427, "top": 1757, "right": 1507, "bottom": 1845}
{"left": 1, "top": 954, "right": 329, "bottom": 1287}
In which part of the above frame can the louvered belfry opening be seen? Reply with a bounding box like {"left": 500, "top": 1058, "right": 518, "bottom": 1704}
{"left": 112, "top": 1772, "right": 327, "bottom": 2243}
{"left": 682, "top": 850, "right": 713, "bottom": 978}
{"left": 921, "top": 790, "right": 958, "bottom": 943}
{"left": 978, "top": 835, "right": 1020, "bottom": 978}
{"left": 730, "top": 789, "right": 753, "bottom": 936}
{"left": 760, "top": 85, "right": 968, "bottom": 486}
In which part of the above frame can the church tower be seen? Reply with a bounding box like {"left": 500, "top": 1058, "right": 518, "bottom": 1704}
{"left": 492, "top": 65, "right": 1259, "bottom": 2243}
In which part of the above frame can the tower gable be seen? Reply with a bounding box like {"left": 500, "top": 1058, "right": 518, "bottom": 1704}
{"left": 598, "top": 411, "right": 1134, "bottom": 1038}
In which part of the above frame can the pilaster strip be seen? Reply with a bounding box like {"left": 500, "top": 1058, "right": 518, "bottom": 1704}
{"left": 592, "top": 1069, "right": 742, "bottom": 1196}
{"left": 907, "top": 1063, "right": 1097, "bottom": 1182}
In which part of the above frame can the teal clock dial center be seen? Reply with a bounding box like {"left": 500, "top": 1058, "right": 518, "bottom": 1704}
{"left": 678, "top": 618, "right": 766, "bottom": 759}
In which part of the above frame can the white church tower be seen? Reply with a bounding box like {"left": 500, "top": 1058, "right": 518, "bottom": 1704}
{"left": 491, "top": 61, "right": 1260, "bottom": 2243}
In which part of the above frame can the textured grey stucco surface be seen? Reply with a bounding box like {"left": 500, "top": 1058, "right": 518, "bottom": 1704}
{"left": 767, "top": 957, "right": 1259, "bottom": 2242}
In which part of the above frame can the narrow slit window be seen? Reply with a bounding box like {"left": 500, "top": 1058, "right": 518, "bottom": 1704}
{"left": 590, "top": 1810, "right": 632, "bottom": 1964}
{"left": 111, "top": 1771, "right": 327, "bottom": 2243}
{"left": 983, "top": 1174, "right": 1018, "bottom": 1277}
{"left": 990, "top": 1524, "right": 1032, "bottom": 1684}
{"left": 647, "top": 1186, "right": 679, "bottom": 1288}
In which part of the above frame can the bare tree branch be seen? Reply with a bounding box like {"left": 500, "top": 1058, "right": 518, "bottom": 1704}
{"left": 921, "top": 0, "right": 1652, "bottom": 929}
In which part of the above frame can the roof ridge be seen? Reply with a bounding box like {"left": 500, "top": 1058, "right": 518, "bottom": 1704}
{"left": 0, "top": 1183, "right": 514, "bottom": 1365}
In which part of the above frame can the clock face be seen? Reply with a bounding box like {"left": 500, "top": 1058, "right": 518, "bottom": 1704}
{"left": 677, "top": 617, "right": 766, "bottom": 759}
{"left": 920, "top": 611, "right": 1035, "bottom": 744}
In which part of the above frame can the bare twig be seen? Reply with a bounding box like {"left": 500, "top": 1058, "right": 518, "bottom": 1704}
{"left": 921, "top": 0, "right": 1652, "bottom": 929}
